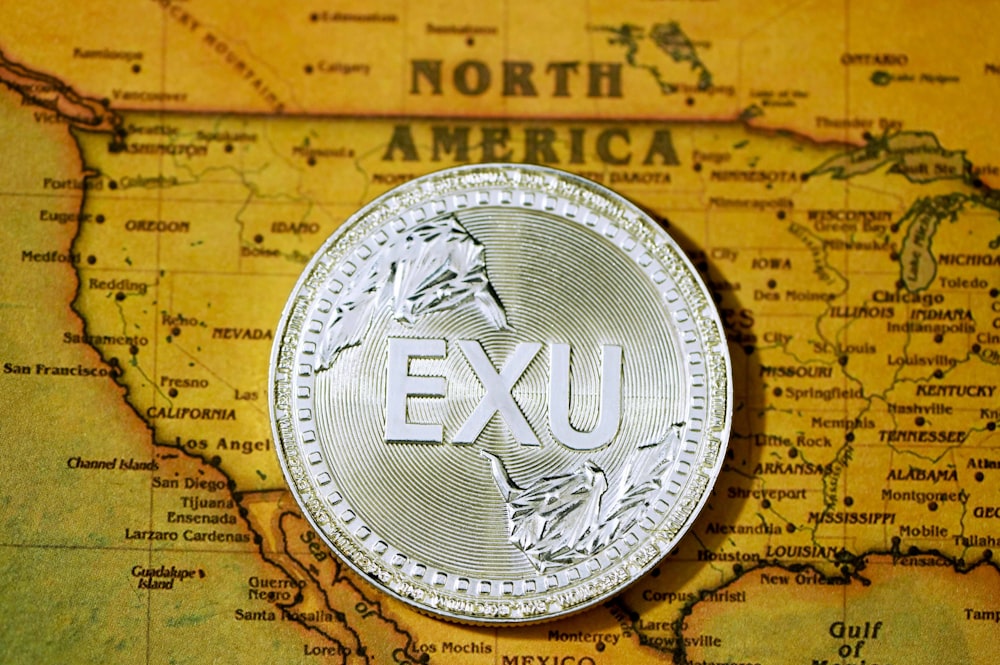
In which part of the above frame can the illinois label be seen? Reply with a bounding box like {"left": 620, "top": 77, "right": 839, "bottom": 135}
{"left": 269, "top": 164, "right": 732, "bottom": 623}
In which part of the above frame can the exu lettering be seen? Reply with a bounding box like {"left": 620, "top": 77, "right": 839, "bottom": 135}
{"left": 385, "top": 338, "right": 622, "bottom": 451}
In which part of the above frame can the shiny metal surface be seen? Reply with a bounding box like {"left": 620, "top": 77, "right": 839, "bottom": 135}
{"left": 270, "top": 164, "right": 731, "bottom": 623}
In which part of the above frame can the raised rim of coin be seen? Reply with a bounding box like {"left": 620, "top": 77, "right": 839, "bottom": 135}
{"left": 269, "top": 163, "right": 731, "bottom": 624}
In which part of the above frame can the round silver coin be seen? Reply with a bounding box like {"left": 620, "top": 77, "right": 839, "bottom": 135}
{"left": 270, "top": 163, "right": 731, "bottom": 624}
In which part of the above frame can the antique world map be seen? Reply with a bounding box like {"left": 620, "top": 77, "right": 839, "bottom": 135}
{"left": 0, "top": 1, "right": 998, "bottom": 663}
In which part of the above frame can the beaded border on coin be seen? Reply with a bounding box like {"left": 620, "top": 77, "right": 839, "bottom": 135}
{"left": 270, "top": 163, "right": 731, "bottom": 624}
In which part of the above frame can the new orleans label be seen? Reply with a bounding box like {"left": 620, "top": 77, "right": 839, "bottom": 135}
{"left": 269, "top": 164, "right": 731, "bottom": 623}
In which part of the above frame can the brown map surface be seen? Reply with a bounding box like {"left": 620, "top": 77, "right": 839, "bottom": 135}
{"left": 1, "top": 2, "right": 997, "bottom": 663}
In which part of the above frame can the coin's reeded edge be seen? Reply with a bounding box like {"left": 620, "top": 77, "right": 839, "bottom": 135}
{"left": 269, "top": 163, "right": 732, "bottom": 624}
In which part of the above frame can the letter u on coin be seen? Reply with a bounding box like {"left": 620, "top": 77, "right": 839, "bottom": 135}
{"left": 270, "top": 163, "right": 731, "bottom": 623}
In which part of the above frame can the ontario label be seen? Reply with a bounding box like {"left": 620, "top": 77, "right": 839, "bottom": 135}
{"left": 269, "top": 164, "right": 731, "bottom": 624}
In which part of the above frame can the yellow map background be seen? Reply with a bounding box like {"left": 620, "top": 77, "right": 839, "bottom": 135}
{"left": 1, "top": 1, "right": 997, "bottom": 663}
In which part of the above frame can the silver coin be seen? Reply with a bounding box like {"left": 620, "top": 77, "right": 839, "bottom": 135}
{"left": 269, "top": 164, "right": 731, "bottom": 623}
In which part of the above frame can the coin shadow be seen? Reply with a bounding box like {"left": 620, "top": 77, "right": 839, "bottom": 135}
{"left": 607, "top": 208, "right": 768, "bottom": 627}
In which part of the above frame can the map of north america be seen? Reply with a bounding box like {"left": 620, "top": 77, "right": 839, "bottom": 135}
{"left": 1, "top": 2, "right": 997, "bottom": 663}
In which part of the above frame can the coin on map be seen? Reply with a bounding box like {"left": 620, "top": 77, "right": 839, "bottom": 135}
{"left": 269, "top": 163, "right": 731, "bottom": 623}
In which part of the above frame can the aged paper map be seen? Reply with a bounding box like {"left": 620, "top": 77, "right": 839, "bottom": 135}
{"left": 0, "top": 1, "right": 997, "bottom": 663}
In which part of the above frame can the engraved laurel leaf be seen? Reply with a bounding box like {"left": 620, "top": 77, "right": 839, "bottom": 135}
{"left": 317, "top": 264, "right": 385, "bottom": 370}
{"left": 602, "top": 422, "right": 684, "bottom": 526}
{"left": 482, "top": 451, "right": 608, "bottom": 571}
{"left": 482, "top": 423, "right": 684, "bottom": 571}
{"left": 315, "top": 213, "right": 507, "bottom": 371}
{"left": 388, "top": 216, "right": 508, "bottom": 328}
